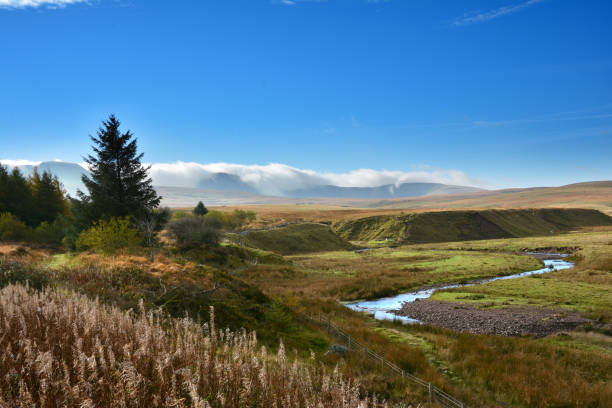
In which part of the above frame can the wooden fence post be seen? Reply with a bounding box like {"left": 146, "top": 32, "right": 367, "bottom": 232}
{"left": 428, "top": 383, "right": 433, "bottom": 407}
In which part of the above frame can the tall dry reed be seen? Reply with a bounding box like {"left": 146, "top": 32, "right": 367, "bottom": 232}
{"left": 0, "top": 283, "right": 382, "bottom": 408}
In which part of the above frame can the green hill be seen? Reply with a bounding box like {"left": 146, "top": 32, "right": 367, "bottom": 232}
{"left": 230, "top": 223, "right": 355, "bottom": 255}
{"left": 332, "top": 208, "right": 612, "bottom": 244}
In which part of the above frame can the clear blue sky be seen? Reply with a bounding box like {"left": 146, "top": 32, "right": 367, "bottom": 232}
{"left": 1, "top": 0, "right": 611, "bottom": 188}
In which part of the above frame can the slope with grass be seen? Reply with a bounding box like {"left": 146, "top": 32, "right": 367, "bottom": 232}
{"left": 229, "top": 223, "right": 355, "bottom": 255}
{"left": 333, "top": 208, "right": 612, "bottom": 244}
{"left": 0, "top": 283, "right": 378, "bottom": 408}
{"left": 0, "top": 251, "right": 327, "bottom": 353}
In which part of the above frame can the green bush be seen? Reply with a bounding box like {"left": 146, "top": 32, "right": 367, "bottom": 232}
{"left": 32, "top": 216, "right": 72, "bottom": 245}
{"left": 76, "top": 217, "right": 142, "bottom": 253}
{"left": 170, "top": 211, "right": 190, "bottom": 221}
{"left": 0, "top": 213, "right": 29, "bottom": 241}
{"left": 206, "top": 209, "right": 256, "bottom": 231}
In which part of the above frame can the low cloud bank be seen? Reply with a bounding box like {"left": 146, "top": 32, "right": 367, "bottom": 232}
{"left": 149, "top": 162, "right": 480, "bottom": 196}
{"left": 1, "top": 159, "right": 482, "bottom": 197}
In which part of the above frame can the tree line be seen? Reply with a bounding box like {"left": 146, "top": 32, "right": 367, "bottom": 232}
{"left": 0, "top": 115, "right": 255, "bottom": 255}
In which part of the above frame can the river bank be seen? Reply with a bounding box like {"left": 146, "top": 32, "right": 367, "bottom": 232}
{"left": 397, "top": 300, "right": 591, "bottom": 336}
{"left": 345, "top": 255, "right": 582, "bottom": 336}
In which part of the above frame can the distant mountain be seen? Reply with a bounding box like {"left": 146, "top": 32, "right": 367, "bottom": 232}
{"left": 1, "top": 160, "right": 484, "bottom": 203}
{"left": 286, "top": 183, "right": 483, "bottom": 199}
{"left": 195, "top": 172, "right": 256, "bottom": 192}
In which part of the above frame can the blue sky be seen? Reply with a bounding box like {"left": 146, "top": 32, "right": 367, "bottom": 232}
{"left": 1, "top": 0, "right": 611, "bottom": 188}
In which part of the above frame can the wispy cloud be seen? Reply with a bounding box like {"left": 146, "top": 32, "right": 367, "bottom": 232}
{"left": 0, "top": 0, "right": 87, "bottom": 9}
{"left": 451, "top": 0, "right": 545, "bottom": 27}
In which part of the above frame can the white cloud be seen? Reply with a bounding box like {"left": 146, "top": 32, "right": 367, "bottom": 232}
{"left": 1, "top": 159, "right": 482, "bottom": 196}
{"left": 149, "top": 161, "right": 481, "bottom": 196}
{"left": 451, "top": 0, "right": 544, "bottom": 27}
{"left": 0, "top": 0, "right": 87, "bottom": 9}
{"left": 0, "top": 159, "right": 41, "bottom": 167}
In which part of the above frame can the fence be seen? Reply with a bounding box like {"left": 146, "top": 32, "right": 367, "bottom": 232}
{"left": 302, "top": 311, "right": 468, "bottom": 408}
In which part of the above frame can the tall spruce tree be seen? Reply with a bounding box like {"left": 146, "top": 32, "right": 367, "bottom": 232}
{"left": 78, "top": 115, "right": 160, "bottom": 221}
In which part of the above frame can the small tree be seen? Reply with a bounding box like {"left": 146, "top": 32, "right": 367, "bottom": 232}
{"left": 135, "top": 208, "right": 170, "bottom": 261}
{"left": 193, "top": 201, "right": 208, "bottom": 216}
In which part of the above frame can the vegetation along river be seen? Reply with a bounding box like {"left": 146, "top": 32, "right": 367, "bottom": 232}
{"left": 345, "top": 255, "right": 574, "bottom": 324}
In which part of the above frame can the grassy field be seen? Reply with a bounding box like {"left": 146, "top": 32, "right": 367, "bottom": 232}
{"left": 2, "top": 210, "right": 612, "bottom": 407}
{"left": 257, "top": 249, "right": 542, "bottom": 300}
{"left": 234, "top": 225, "right": 612, "bottom": 407}
{"left": 207, "top": 180, "right": 612, "bottom": 219}
{"left": 412, "top": 227, "right": 612, "bottom": 323}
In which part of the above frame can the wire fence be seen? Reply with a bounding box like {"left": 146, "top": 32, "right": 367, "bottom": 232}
{"left": 302, "top": 311, "right": 468, "bottom": 408}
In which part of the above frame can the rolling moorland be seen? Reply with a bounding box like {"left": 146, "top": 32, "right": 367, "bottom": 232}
{"left": 1, "top": 127, "right": 611, "bottom": 407}
{"left": 2, "top": 201, "right": 612, "bottom": 407}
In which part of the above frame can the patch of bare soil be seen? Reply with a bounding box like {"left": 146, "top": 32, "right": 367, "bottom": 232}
{"left": 397, "top": 300, "right": 592, "bottom": 337}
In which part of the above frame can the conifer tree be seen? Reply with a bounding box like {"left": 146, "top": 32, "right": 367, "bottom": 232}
{"left": 193, "top": 201, "right": 208, "bottom": 216}
{"left": 78, "top": 115, "right": 160, "bottom": 221}
{"left": 0, "top": 166, "right": 35, "bottom": 225}
{"left": 29, "top": 169, "right": 69, "bottom": 225}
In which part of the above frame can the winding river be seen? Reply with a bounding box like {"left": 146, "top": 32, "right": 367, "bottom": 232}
{"left": 345, "top": 255, "right": 575, "bottom": 324}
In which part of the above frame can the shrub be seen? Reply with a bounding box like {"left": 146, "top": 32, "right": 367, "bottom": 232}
{"left": 170, "top": 210, "right": 189, "bottom": 221}
{"left": 0, "top": 212, "right": 29, "bottom": 241}
{"left": 207, "top": 209, "right": 256, "bottom": 231}
{"left": 166, "top": 215, "right": 221, "bottom": 246}
{"left": 31, "top": 216, "right": 72, "bottom": 245}
{"left": 76, "top": 216, "right": 142, "bottom": 253}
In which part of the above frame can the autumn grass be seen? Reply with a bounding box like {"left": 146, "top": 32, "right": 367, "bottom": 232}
{"left": 0, "top": 255, "right": 328, "bottom": 354}
{"left": 228, "top": 223, "right": 354, "bottom": 255}
{"left": 409, "top": 325, "right": 612, "bottom": 407}
{"left": 0, "top": 283, "right": 385, "bottom": 408}
{"left": 239, "top": 249, "right": 541, "bottom": 301}
{"left": 415, "top": 227, "right": 612, "bottom": 322}
{"left": 332, "top": 209, "right": 612, "bottom": 244}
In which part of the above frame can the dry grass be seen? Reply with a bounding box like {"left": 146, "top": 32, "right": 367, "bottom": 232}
{"left": 205, "top": 182, "right": 612, "bottom": 222}
{"left": 418, "top": 327, "right": 612, "bottom": 407}
{"left": 0, "top": 283, "right": 388, "bottom": 408}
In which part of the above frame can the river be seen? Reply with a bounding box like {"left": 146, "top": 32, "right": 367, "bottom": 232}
{"left": 344, "top": 255, "right": 574, "bottom": 324}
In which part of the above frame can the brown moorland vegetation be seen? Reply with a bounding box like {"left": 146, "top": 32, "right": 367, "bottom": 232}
{"left": 0, "top": 283, "right": 386, "bottom": 408}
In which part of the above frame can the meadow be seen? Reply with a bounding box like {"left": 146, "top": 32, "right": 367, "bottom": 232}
{"left": 239, "top": 249, "right": 542, "bottom": 300}
{"left": 1, "top": 208, "right": 612, "bottom": 407}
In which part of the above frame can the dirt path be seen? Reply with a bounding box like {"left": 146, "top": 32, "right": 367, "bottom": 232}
{"left": 397, "top": 300, "right": 592, "bottom": 337}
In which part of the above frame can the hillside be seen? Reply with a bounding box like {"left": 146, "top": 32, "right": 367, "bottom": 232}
{"left": 332, "top": 208, "right": 612, "bottom": 243}
{"left": 230, "top": 223, "right": 355, "bottom": 255}
{"left": 368, "top": 181, "right": 612, "bottom": 216}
